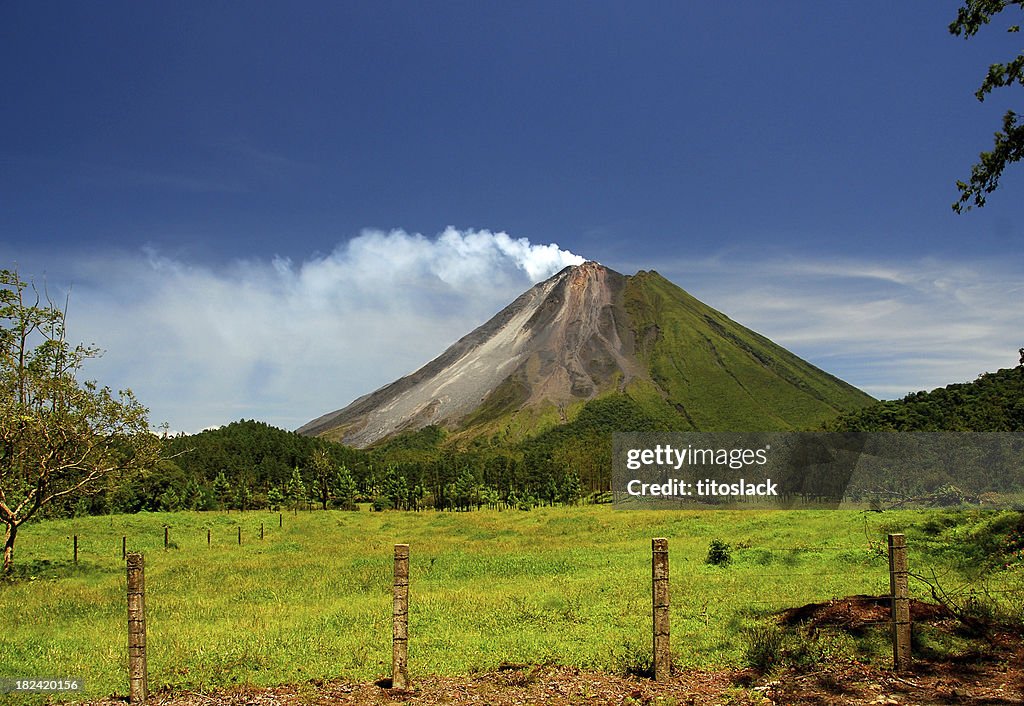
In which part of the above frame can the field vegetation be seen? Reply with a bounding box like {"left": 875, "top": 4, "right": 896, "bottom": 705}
{"left": 3, "top": 505, "right": 1022, "bottom": 703}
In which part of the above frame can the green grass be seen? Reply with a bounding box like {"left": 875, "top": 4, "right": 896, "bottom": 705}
{"left": 0, "top": 506, "right": 1001, "bottom": 701}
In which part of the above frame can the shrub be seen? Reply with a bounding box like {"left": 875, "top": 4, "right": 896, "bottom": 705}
{"left": 706, "top": 539, "right": 732, "bottom": 566}
{"left": 742, "top": 623, "right": 855, "bottom": 672}
{"left": 742, "top": 624, "right": 783, "bottom": 670}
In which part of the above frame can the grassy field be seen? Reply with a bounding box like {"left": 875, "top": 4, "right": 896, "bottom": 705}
{"left": 0, "top": 506, "right": 1005, "bottom": 701}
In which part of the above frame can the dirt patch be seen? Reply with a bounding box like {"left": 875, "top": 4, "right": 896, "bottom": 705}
{"left": 779, "top": 594, "right": 953, "bottom": 634}
{"left": 762, "top": 653, "right": 1024, "bottom": 705}
{"left": 68, "top": 656, "right": 1024, "bottom": 706}
{"left": 767, "top": 595, "right": 1024, "bottom": 704}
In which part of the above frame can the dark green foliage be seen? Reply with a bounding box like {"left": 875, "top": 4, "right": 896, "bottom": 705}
{"left": 162, "top": 419, "right": 366, "bottom": 489}
{"left": 706, "top": 538, "right": 732, "bottom": 566}
{"left": 379, "top": 464, "right": 413, "bottom": 510}
{"left": 908, "top": 509, "right": 1024, "bottom": 573}
{"left": 211, "top": 471, "right": 232, "bottom": 510}
{"left": 284, "top": 468, "right": 306, "bottom": 510}
{"left": 233, "top": 481, "right": 253, "bottom": 512}
{"left": 950, "top": 1, "right": 1024, "bottom": 212}
{"left": 742, "top": 623, "right": 854, "bottom": 673}
{"left": 330, "top": 465, "right": 358, "bottom": 510}
{"left": 741, "top": 624, "right": 783, "bottom": 670}
{"left": 156, "top": 419, "right": 369, "bottom": 513}
{"left": 62, "top": 370, "right": 872, "bottom": 518}
{"left": 825, "top": 367, "right": 1024, "bottom": 432}
{"left": 35, "top": 419, "right": 378, "bottom": 518}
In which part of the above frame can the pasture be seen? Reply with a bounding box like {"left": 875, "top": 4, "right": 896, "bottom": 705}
{"left": 0, "top": 506, "right": 1008, "bottom": 701}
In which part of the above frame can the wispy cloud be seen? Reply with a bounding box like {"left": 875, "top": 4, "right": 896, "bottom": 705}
{"left": 653, "top": 254, "right": 1023, "bottom": 399}
{"left": 4, "top": 235, "right": 1018, "bottom": 433}
{"left": 37, "top": 228, "right": 584, "bottom": 432}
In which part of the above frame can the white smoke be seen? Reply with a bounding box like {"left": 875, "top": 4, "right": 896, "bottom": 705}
{"left": 34, "top": 228, "right": 585, "bottom": 433}
{"left": 15, "top": 229, "right": 1017, "bottom": 432}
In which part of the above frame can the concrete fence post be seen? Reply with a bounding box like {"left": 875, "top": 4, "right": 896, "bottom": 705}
{"left": 126, "top": 552, "right": 148, "bottom": 703}
{"left": 392, "top": 544, "right": 410, "bottom": 689}
{"left": 652, "top": 538, "right": 670, "bottom": 682}
{"left": 888, "top": 533, "right": 911, "bottom": 672}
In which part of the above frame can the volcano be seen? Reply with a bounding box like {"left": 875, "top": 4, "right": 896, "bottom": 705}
{"left": 298, "top": 262, "right": 873, "bottom": 447}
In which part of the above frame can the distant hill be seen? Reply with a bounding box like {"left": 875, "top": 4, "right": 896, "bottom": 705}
{"left": 162, "top": 419, "right": 363, "bottom": 488}
{"left": 826, "top": 366, "right": 1024, "bottom": 432}
{"left": 299, "top": 262, "right": 874, "bottom": 447}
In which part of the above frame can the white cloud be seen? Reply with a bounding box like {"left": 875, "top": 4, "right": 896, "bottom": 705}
{"left": 653, "top": 254, "right": 1023, "bottom": 400}
{"left": 6, "top": 233, "right": 1019, "bottom": 433}
{"left": 41, "top": 228, "right": 584, "bottom": 433}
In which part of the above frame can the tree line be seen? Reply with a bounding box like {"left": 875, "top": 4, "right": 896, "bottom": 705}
{"left": 37, "top": 418, "right": 595, "bottom": 519}
{"left": 825, "top": 365, "right": 1024, "bottom": 432}
{"left": 47, "top": 363, "right": 1024, "bottom": 520}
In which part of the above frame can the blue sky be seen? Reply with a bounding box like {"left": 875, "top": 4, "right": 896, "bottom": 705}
{"left": 2, "top": 2, "right": 1022, "bottom": 432}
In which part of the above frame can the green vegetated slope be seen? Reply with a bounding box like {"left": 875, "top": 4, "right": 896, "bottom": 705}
{"left": 366, "top": 270, "right": 879, "bottom": 490}
{"left": 449, "top": 270, "right": 874, "bottom": 449}
{"left": 82, "top": 420, "right": 363, "bottom": 515}
{"left": 623, "top": 270, "right": 875, "bottom": 431}
{"left": 826, "top": 365, "right": 1024, "bottom": 431}
{"left": 41, "top": 419, "right": 408, "bottom": 521}
{"left": 462, "top": 270, "right": 874, "bottom": 478}
{"left": 3, "top": 506, "right": 1005, "bottom": 701}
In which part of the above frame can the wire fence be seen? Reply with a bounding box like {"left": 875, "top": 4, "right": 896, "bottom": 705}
{"left": 49, "top": 520, "right": 1024, "bottom": 703}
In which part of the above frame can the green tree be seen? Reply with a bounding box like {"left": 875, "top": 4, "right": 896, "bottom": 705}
{"left": 211, "top": 471, "right": 232, "bottom": 510}
{"left": 559, "top": 471, "right": 583, "bottom": 505}
{"left": 180, "top": 476, "right": 206, "bottom": 511}
{"left": 950, "top": 1, "right": 1024, "bottom": 212}
{"left": 331, "top": 464, "right": 358, "bottom": 510}
{"left": 310, "top": 448, "right": 333, "bottom": 510}
{"left": 379, "top": 464, "right": 408, "bottom": 511}
{"left": 285, "top": 467, "right": 306, "bottom": 511}
{"left": 158, "top": 486, "right": 181, "bottom": 512}
{"left": 0, "top": 269, "right": 158, "bottom": 573}
{"left": 452, "top": 466, "right": 477, "bottom": 511}
{"left": 267, "top": 485, "right": 284, "bottom": 511}
{"left": 233, "top": 481, "right": 252, "bottom": 511}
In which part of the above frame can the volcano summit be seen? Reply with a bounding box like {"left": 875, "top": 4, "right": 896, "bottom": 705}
{"left": 298, "top": 262, "right": 873, "bottom": 447}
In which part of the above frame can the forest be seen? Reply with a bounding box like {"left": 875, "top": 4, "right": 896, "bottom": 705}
{"left": 46, "top": 418, "right": 594, "bottom": 518}
{"left": 825, "top": 365, "right": 1024, "bottom": 432}
{"left": 38, "top": 365, "right": 1024, "bottom": 520}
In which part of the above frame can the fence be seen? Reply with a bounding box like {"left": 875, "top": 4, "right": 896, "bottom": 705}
{"left": 114, "top": 531, "right": 918, "bottom": 702}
